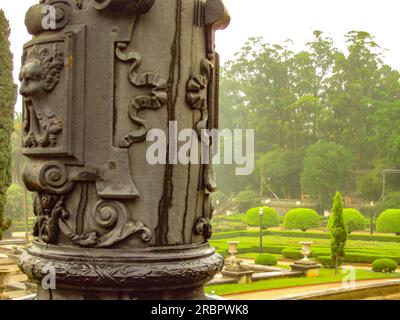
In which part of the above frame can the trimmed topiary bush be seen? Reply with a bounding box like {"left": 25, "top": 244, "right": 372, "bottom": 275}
{"left": 317, "top": 256, "right": 335, "bottom": 269}
{"left": 282, "top": 249, "right": 303, "bottom": 260}
{"left": 283, "top": 208, "right": 320, "bottom": 231}
{"left": 246, "top": 207, "right": 279, "bottom": 229}
{"left": 372, "top": 258, "right": 398, "bottom": 273}
{"left": 255, "top": 253, "right": 278, "bottom": 266}
{"left": 376, "top": 210, "right": 400, "bottom": 235}
{"left": 328, "top": 208, "right": 366, "bottom": 234}
{"left": 330, "top": 192, "right": 347, "bottom": 273}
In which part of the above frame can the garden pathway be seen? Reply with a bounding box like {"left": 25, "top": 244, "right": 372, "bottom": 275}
{"left": 224, "top": 278, "right": 400, "bottom": 300}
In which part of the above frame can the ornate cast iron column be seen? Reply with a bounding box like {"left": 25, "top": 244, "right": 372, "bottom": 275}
{"left": 18, "top": 0, "right": 230, "bottom": 300}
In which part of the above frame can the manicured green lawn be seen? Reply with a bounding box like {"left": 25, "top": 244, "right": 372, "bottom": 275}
{"left": 205, "top": 269, "right": 400, "bottom": 296}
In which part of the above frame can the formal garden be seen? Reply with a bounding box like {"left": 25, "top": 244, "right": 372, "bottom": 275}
{"left": 205, "top": 193, "right": 400, "bottom": 297}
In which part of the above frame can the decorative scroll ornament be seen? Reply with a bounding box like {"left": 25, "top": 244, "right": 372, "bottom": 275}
{"left": 186, "top": 59, "right": 213, "bottom": 138}
{"left": 116, "top": 42, "right": 168, "bottom": 148}
{"left": 59, "top": 199, "right": 152, "bottom": 248}
{"left": 20, "top": 44, "right": 64, "bottom": 148}
{"left": 194, "top": 217, "right": 212, "bottom": 240}
{"left": 27, "top": 161, "right": 151, "bottom": 247}
{"left": 39, "top": 161, "right": 75, "bottom": 194}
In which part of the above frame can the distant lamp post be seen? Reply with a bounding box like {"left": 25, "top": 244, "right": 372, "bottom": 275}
{"left": 259, "top": 207, "right": 264, "bottom": 253}
{"left": 370, "top": 201, "right": 375, "bottom": 235}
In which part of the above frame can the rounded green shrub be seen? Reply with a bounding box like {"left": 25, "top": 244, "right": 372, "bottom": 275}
{"left": 328, "top": 208, "right": 366, "bottom": 234}
{"left": 376, "top": 210, "right": 400, "bottom": 235}
{"left": 283, "top": 208, "right": 320, "bottom": 231}
{"left": 372, "top": 258, "right": 398, "bottom": 273}
{"left": 282, "top": 249, "right": 303, "bottom": 260}
{"left": 317, "top": 256, "right": 335, "bottom": 269}
{"left": 246, "top": 207, "right": 279, "bottom": 229}
{"left": 255, "top": 253, "right": 278, "bottom": 266}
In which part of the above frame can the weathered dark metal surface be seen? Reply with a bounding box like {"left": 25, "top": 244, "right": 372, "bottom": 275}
{"left": 18, "top": 0, "right": 229, "bottom": 300}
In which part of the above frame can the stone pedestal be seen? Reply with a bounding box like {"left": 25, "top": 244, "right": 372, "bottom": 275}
{"left": 221, "top": 270, "right": 254, "bottom": 284}
{"left": 18, "top": 0, "right": 230, "bottom": 300}
{"left": 290, "top": 261, "right": 322, "bottom": 278}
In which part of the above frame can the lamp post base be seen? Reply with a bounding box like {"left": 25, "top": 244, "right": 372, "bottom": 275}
{"left": 36, "top": 285, "right": 207, "bottom": 300}
{"left": 19, "top": 242, "right": 223, "bottom": 300}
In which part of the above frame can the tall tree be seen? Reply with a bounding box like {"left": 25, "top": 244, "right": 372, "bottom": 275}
{"left": 301, "top": 141, "right": 354, "bottom": 209}
{"left": 257, "top": 148, "right": 303, "bottom": 199}
{"left": 326, "top": 31, "right": 400, "bottom": 170}
{"left": 0, "top": 10, "right": 17, "bottom": 239}
{"left": 330, "top": 192, "right": 347, "bottom": 274}
{"left": 216, "top": 31, "right": 400, "bottom": 203}
{"left": 372, "top": 101, "right": 400, "bottom": 168}
{"left": 11, "top": 113, "right": 31, "bottom": 243}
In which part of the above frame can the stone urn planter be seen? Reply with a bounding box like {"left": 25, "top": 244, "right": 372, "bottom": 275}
{"left": 228, "top": 241, "right": 239, "bottom": 256}
{"left": 222, "top": 241, "right": 254, "bottom": 284}
{"left": 290, "top": 241, "right": 321, "bottom": 277}
{"left": 299, "top": 241, "right": 313, "bottom": 262}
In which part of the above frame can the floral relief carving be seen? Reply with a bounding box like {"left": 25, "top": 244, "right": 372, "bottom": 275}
{"left": 32, "top": 193, "right": 68, "bottom": 244}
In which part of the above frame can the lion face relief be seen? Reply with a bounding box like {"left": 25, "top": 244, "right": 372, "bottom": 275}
{"left": 19, "top": 44, "right": 64, "bottom": 98}
{"left": 20, "top": 44, "right": 64, "bottom": 149}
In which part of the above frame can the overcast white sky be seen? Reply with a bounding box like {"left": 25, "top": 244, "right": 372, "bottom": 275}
{"left": 2, "top": 0, "right": 400, "bottom": 110}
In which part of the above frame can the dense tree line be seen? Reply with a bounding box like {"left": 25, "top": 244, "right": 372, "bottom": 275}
{"left": 0, "top": 10, "right": 17, "bottom": 238}
{"left": 215, "top": 31, "right": 400, "bottom": 209}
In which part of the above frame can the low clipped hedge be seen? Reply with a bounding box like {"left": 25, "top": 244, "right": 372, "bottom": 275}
{"left": 246, "top": 207, "right": 279, "bottom": 229}
{"left": 328, "top": 208, "right": 367, "bottom": 234}
{"left": 311, "top": 248, "right": 330, "bottom": 257}
{"left": 376, "top": 210, "right": 400, "bottom": 235}
{"left": 255, "top": 253, "right": 277, "bottom": 266}
{"left": 317, "top": 256, "right": 335, "bottom": 269}
{"left": 344, "top": 253, "right": 400, "bottom": 264}
{"left": 222, "top": 213, "right": 247, "bottom": 223}
{"left": 215, "top": 245, "right": 289, "bottom": 258}
{"left": 283, "top": 208, "right": 320, "bottom": 231}
{"left": 372, "top": 259, "right": 398, "bottom": 273}
{"left": 211, "top": 230, "right": 400, "bottom": 243}
{"left": 282, "top": 249, "right": 303, "bottom": 260}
